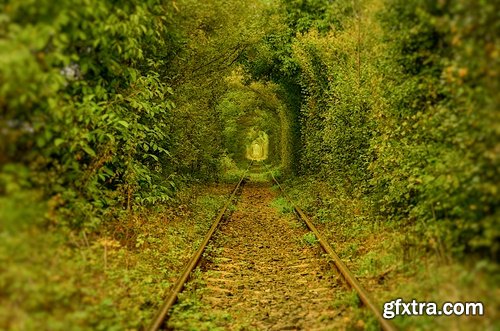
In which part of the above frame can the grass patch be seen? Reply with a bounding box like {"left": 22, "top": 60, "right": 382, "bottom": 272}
{"left": 286, "top": 177, "right": 500, "bottom": 331}
{"left": 331, "top": 290, "right": 361, "bottom": 309}
{"left": 0, "top": 184, "right": 233, "bottom": 330}
{"left": 302, "top": 232, "right": 318, "bottom": 246}
{"left": 167, "top": 269, "right": 232, "bottom": 331}
{"left": 271, "top": 197, "right": 293, "bottom": 214}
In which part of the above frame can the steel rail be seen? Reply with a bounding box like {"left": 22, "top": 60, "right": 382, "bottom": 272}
{"left": 147, "top": 170, "right": 249, "bottom": 331}
{"left": 271, "top": 174, "right": 398, "bottom": 331}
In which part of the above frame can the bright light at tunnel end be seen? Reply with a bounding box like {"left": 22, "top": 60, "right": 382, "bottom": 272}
{"left": 246, "top": 132, "right": 269, "bottom": 161}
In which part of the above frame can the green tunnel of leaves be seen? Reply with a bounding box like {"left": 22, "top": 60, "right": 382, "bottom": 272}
{"left": 0, "top": 0, "right": 498, "bottom": 258}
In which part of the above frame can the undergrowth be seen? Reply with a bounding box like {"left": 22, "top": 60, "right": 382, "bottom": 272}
{"left": 302, "top": 232, "right": 318, "bottom": 246}
{"left": 271, "top": 197, "right": 293, "bottom": 214}
{"left": 0, "top": 184, "right": 232, "bottom": 330}
{"left": 285, "top": 177, "right": 500, "bottom": 330}
{"left": 167, "top": 269, "right": 234, "bottom": 331}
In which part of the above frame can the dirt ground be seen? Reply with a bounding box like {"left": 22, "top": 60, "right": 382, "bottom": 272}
{"left": 168, "top": 181, "right": 359, "bottom": 330}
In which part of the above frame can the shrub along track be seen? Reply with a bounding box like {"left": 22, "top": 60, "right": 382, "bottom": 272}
{"left": 151, "top": 177, "right": 396, "bottom": 330}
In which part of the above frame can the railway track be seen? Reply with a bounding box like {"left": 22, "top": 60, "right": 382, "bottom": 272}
{"left": 148, "top": 168, "right": 397, "bottom": 331}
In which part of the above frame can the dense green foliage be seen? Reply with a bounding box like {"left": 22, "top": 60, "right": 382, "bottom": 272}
{"left": 1, "top": 0, "right": 180, "bottom": 228}
{"left": 0, "top": 0, "right": 280, "bottom": 228}
{"left": 247, "top": 0, "right": 499, "bottom": 258}
{"left": 217, "top": 74, "right": 290, "bottom": 168}
{"left": 373, "top": 0, "right": 499, "bottom": 257}
{"left": 1, "top": 0, "right": 499, "bottom": 329}
{"left": 0, "top": 0, "right": 497, "bottom": 261}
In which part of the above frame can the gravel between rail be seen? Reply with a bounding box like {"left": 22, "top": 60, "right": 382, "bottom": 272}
{"left": 168, "top": 181, "right": 354, "bottom": 330}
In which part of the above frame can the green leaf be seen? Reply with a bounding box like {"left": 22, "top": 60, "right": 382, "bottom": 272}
{"left": 144, "top": 154, "right": 158, "bottom": 161}
{"left": 117, "top": 120, "right": 129, "bottom": 128}
{"left": 82, "top": 145, "right": 96, "bottom": 157}
{"left": 54, "top": 138, "right": 65, "bottom": 147}
{"left": 129, "top": 69, "right": 137, "bottom": 82}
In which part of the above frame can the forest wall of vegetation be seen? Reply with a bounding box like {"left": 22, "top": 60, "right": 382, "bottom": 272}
{"left": 0, "top": 0, "right": 280, "bottom": 230}
{"left": 246, "top": 0, "right": 498, "bottom": 259}
{"left": 1, "top": 0, "right": 498, "bottom": 260}
{"left": 1, "top": 1, "right": 181, "bottom": 229}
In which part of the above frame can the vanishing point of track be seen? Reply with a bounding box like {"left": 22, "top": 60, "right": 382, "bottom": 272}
{"left": 148, "top": 166, "right": 397, "bottom": 331}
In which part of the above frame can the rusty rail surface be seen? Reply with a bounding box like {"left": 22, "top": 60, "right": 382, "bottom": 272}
{"left": 147, "top": 171, "right": 248, "bottom": 331}
{"left": 270, "top": 174, "right": 398, "bottom": 331}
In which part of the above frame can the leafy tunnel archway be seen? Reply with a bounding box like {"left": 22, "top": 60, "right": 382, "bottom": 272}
{"left": 216, "top": 70, "right": 294, "bottom": 173}
{"left": 0, "top": 0, "right": 498, "bottom": 329}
